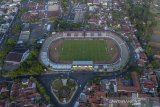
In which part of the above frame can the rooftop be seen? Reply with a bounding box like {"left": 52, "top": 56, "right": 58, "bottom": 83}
{"left": 72, "top": 61, "right": 93, "bottom": 65}
{"left": 117, "top": 72, "right": 141, "bottom": 93}
{"left": 5, "top": 52, "right": 23, "bottom": 62}
{"left": 5, "top": 48, "right": 29, "bottom": 62}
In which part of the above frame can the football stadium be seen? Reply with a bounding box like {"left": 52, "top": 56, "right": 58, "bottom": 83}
{"left": 40, "top": 31, "right": 130, "bottom": 72}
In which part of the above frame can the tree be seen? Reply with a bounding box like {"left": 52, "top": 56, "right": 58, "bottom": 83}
{"left": 6, "top": 38, "right": 16, "bottom": 46}
{"left": 109, "top": 83, "right": 114, "bottom": 93}
{"left": 145, "top": 46, "right": 153, "bottom": 56}
{"left": 44, "top": 95, "right": 50, "bottom": 102}
{"left": 126, "top": 0, "right": 155, "bottom": 41}
{"left": 0, "top": 51, "right": 6, "bottom": 59}
{"left": 49, "top": 16, "right": 57, "bottom": 22}
{"left": 61, "top": 0, "right": 68, "bottom": 10}
{"left": 39, "top": 86, "right": 45, "bottom": 93}
{"left": 151, "top": 60, "right": 160, "bottom": 69}
{"left": 19, "top": 7, "right": 28, "bottom": 14}
{"left": 28, "top": 50, "right": 38, "bottom": 60}
{"left": 11, "top": 23, "right": 21, "bottom": 34}
{"left": 112, "top": 10, "right": 121, "bottom": 21}
{"left": 7, "top": 48, "right": 44, "bottom": 77}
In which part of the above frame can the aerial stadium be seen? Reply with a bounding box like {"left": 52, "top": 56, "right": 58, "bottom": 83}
{"left": 39, "top": 31, "right": 130, "bottom": 72}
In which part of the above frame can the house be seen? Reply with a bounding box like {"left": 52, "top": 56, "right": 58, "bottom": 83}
{"left": 9, "top": 78, "right": 46, "bottom": 107}
{"left": 117, "top": 72, "right": 141, "bottom": 94}
{"left": 154, "top": 54, "right": 160, "bottom": 60}
{"left": 137, "top": 59, "right": 146, "bottom": 67}
{"left": 76, "top": 79, "right": 118, "bottom": 107}
{"left": 140, "top": 74, "right": 158, "bottom": 96}
{"left": 87, "top": 0, "right": 101, "bottom": 5}
{"left": 100, "top": 0, "right": 112, "bottom": 6}
{"left": 5, "top": 48, "right": 29, "bottom": 65}
{"left": 88, "top": 19, "right": 99, "bottom": 25}
{"left": 68, "top": 4, "right": 87, "bottom": 23}
{"left": 47, "top": 0, "right": 61, "bottom": 17}
{"left": 17, "top": 23, "right": 30, "bottom": 44}
{"left": 48, "top": 3, "right": 59, "bottom": 11}
{"left": 21, "top": 78, "right": 29, "bottom": 85}
{"left": 13, "top": 0, "right": 22, "bottom": 2}
{"left": 48, "top": 0, "right": 59, "bottom": 4}
{"left": 0, "top": 23, "right": 10, "bottom": 33}
{"left": 0, "top": 10, "right": 5, "bottom": 16}
{"left": 18, "top": 31, "right": 30, "bottom": 44}
{"left": 0, "top": 101, "right": 6, "bottom": 107}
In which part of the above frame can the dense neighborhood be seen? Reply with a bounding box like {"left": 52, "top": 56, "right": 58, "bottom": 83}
{"left": 0, "top": 0, "right": 159, "bottom": 107}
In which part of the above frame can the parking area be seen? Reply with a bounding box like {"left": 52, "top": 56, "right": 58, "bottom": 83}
{"left": 29, "top": 21, "right": 53, "bottom": 44}
{"left": 29, "top": 24, "right": 45, "bottom": 44}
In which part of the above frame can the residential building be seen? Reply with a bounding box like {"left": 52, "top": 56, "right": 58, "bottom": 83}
{"left": 17, "top": 23, "right": 30, "bottom": 43}
{"left": 5, "top": 48, "right": 29, "bottom": 65}
{"left": 68, "top": 4, "right": 87, "bottom": 23}
{"left": 140, "top": 74, "right": 158, "bottom": 96}
{"left": 117, "top": 72, "right": 141, "bottom": 94}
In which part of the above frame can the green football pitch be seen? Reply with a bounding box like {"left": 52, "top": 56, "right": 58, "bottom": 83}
{"left": 58, "top": 40, "right": 111, "bottom": 61}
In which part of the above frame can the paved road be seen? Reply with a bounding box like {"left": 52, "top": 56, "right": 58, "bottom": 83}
{"left": 36, "top": 66, "right": 134, "bottom": 107}
{"left": 0, "top": 61, "right": 135, "bottom": 107}
{"left": 37, "top": 72, "right": 95, "bottom": 107}
{"left": 34, "top": 30, "right": 136, "bottom": 107}
{"left": 0, "top": 8, "right": 19, "bottom": 50}
{"left": 0, "top": 34, "right": 136, "bottom": 107}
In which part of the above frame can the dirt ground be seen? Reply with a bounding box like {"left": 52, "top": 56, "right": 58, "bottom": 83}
{"left": 49, "top": 39, "right": 72, "bottom": 64}
{"left": 49, "top": 38, "right": 120, "bottom": 64}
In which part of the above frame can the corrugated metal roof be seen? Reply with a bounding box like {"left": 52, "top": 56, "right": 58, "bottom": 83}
{"left": 72, "top": 61, "right": 93, "bottom": 65}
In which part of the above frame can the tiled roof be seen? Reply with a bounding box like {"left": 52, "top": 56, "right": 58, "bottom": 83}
{"left": 143, "top": 80, "right": 155, "bottom": 88}
{"left": 11, "top": 48, "right": 28, "bottom": 54}
{"left": 5, "top": 52, "right": 23, "bottom": 62}
{"left": 150, "top": 75, "right": 158, "bottom": 85}
{"left": 5, "top": 48, "right": 28, "bottom": 62}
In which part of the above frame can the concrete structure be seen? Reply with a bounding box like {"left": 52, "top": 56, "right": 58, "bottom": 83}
{"left": 40, "top": 31, "right": 130, "bottom": 72}
{"left": 13, "top": 0, "right": 21, "bottom": 2}
{"left": 17, "top": 23, "right": 30, "bottom": 43}
{"left": 68, "top": 4, "right": 87, "bottom": 23}
{"left": 72, "top": 61, "right": 94, "bottom": 71}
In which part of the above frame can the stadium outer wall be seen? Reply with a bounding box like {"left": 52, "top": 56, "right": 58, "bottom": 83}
{"left": 39, "top": 31, "right": 130, "bottom": 72}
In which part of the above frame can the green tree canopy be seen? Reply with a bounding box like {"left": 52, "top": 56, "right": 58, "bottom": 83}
{"left": 6, "top": 38, "right": 16, "bottom": 46}
{"left": 11, "top": 23, "right": 21, "bottom": 34}
{"left": 151, "top": 60, "right": 160, "bottom": 69}
{"left": 19, "top": 7, "right": 28, "bottom": 14}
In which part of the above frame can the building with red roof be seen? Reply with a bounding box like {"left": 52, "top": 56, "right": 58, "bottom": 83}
{"left": 140, "top": 74, "right": 158, "bottom": 96}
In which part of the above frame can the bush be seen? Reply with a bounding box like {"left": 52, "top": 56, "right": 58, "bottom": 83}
{"left": 151, "top": 60, "right": 160, "bottom": 69}
{"left": 7, "top": 49, "right": 45, "bottom": 77}
{"left": 6, "top": 38, "right": 16, "bottom": 46}
{"left": 11, "top": 23, "right": 21, "bottom": 34}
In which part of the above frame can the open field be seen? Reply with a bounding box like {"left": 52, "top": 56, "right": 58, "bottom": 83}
{"left": 49, "top": 39, "right": 119, "bottom": 64}
{"left": 150, "top": 0, "right": 160, "bottom": 51}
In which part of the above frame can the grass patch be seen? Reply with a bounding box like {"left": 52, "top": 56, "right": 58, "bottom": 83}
{"left": 59, "top": 40, "right": 111, "bottom": 61}
{"left": 153, "top": 18, "right": 160, "bottom": 35}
